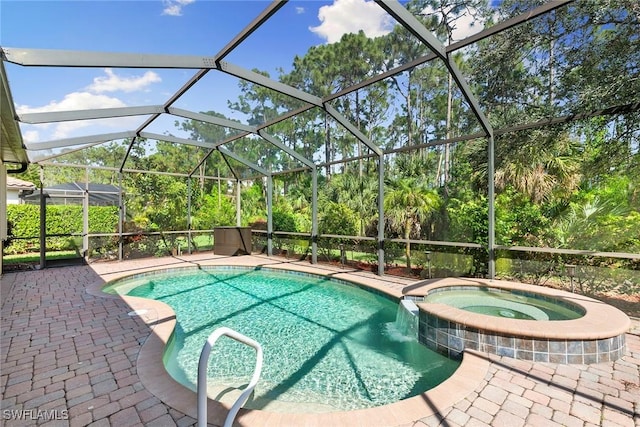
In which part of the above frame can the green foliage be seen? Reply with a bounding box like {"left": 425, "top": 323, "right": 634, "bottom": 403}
{"left": 192, "top": 191, "right": 236, "bottom": 230}
{"left": 384, "top": 177, "right": 441, "bottom": 238}
{"left": 6, "top": 205, "right": 39, "bottom": 240}
{"left": 318, "top": 202, "right": 358, "bottom": 236}
{"left": 125, "top": 174, "right": 188, "bottom": 231}
{"left": 5, "top": 204, "right": 118, "bottom": 254}
{"left": 320, "top": 173, "right": 378, "bottom": 236}
{"left": 272, "top": 207, "right": 298, "bottom": 232}
{"left": 543, "top": 175, "right": 640, "bottom": 253}
{"left": 385, "top": 176, "right": 441, "bottom": 270}
{"left": 445, "top": 196, "right": 488, "bottom": 246}
{"left": 495, "top": 189, "right": 550, "bottom": 246}
{"left": 10, "top": 0, "right": 639, "bottom": 286}
{"left": 316, "top": 202, "right": 359, "bottom": 261}
{"left": 240, "top": 183, "right": 266, "bottom": 226}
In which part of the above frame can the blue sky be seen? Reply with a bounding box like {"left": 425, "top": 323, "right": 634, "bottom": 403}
{"left": 1, "top": 0, "right": 486, "bottom": 148}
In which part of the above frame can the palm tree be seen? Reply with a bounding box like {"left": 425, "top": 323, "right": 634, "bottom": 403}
{"left": 385, "top": 177, "right": 441, "bottom": 270}
{"left": 342, "top": 173, "right": 378, "bottom": 236}
{"left": 552, "top": 196, "right": 628, "bottom": 251}
{"left": 494, "top": 130, "right": 581, "bottom": 203}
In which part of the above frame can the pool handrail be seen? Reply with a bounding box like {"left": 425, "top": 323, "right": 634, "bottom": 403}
{"left": 197, "top": 327, "right": 263, "bottom": 427}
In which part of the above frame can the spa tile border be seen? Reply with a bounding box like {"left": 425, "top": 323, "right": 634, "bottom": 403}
{"left": 402, "top": 277, "right": 631, "bottom": 364}
{"left": 418, "top": 310, "right": 626, "bottom": 364}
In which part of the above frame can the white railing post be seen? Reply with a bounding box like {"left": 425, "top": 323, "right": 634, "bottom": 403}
{"left": 197, "top": 327, "right": 263, "bottom": 427}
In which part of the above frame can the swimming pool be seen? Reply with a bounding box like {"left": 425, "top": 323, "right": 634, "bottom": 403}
{"left": 106, "top": 266, "right": 460, "bottom": 412}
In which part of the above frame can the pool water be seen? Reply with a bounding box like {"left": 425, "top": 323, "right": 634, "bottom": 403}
{"left": 108, "top": 267, "right": 459, "bottom": 412}
{"left": 424, "top": 288, "right": 584, "bottom": 321}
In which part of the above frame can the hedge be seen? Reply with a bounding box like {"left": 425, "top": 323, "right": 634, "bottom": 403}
{"left": 5, "top": 204, "right": 118, "bottom": 254}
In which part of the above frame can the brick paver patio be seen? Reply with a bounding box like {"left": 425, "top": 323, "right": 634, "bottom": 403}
{"left": 1, "top": 254, "right": 638, "bottom": 426}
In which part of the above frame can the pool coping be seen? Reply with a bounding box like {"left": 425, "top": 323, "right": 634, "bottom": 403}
{"left": 87, "top": 262, "right": 491, "bottom": 426}
{"left": 403, "top": 277, "right": 631, "bottom": 341}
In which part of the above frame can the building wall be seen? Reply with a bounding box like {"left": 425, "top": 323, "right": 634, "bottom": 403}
{"left": 6, "top": 189, "right": 21, "bottom": 204}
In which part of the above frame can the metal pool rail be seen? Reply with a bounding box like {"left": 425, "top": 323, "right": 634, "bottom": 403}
{"left": 197, "top": 327, "right": 263, "bottom": 427}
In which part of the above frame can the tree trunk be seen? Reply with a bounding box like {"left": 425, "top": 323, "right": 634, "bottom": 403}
{"left": 445, "top": 71, "right": 453, "bottom": 187}
{"left": 404, "top": 218, "right": 412, "bottom": 271}
{"left": 407, "top": 71, "right": 413, "bottom": 146}
{"left": 325, "top": 112, "right": 331, "bottom": 181}
{"left": 356, "top": 89, "right": 363, "bottom": 179}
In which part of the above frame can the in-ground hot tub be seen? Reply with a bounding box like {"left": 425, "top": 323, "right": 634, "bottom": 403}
{"left": 404, "top": 278, "right": 631, "bottom": 364}
{"left": 423, "top": 286, "right": 585, "bottom": 321}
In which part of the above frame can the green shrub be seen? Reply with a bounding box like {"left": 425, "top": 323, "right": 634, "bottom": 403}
{"left": 5, "top": 205, "right": 118, "bottom": 255}
{"left": 272, "top": 209, "right": 298, "bottom": 232}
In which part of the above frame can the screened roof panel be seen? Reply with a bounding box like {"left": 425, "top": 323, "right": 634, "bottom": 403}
{"left": 204, "top": 149, "right": 240, "bottom": 180}
{"left": 218, "top": 150, "right": 262, "bottom": 181}
{"left": 259, "top": 107, "right": 325, "bottom": 164}
{"left": 3, "top": 0, "right": 637, "bottom": 180}
{"left": 220, "top": 1, "right": 326, "bottom": 78}
{"left": 28, "top": 138, "right": 132, "bottom": 166}
{"left": 169, "top": 71, "right": 254, "bottom": 124}
{"left": 468, "top": 1, "right": 640, "bottom": 127}
{"left": 119, "top": 137, "right": 213, "bottom": 176}
{"left": 225, "top": 134, "right": 283, "bottom": 173}
{"left": 21, "top": 116, "right": 152, "bottom": 149}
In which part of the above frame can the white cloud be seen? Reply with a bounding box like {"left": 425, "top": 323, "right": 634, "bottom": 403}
{"left": 295, "top": 6, "right": 305, "bottom": 15}
{"left": 88, "top": 68, "right": 161, "bottom": 93}
{"left": 17, "top": 67, "right": 161, "bottom": 142}
{"left": 22, "top": 130, "right": 40, "bottom": 144}
{"left": 162, "top": 0, "right": 195, "bottom": 17}
{"left": 310, "top": 0, "right": 394, "bottom": 44}
{"left": 18, "top": 91, "right": 127, "bottom": 115}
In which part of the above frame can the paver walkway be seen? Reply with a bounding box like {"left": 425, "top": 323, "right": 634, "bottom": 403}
{"left": 1, "top": 254, "right": 638, "bottom": 426}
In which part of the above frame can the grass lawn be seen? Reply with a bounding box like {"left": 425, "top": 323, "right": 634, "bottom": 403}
{"left": 3, "top": 251, "right": 80, "bottom": 264}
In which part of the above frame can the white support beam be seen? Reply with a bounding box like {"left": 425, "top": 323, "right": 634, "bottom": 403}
{"left": 218, "top": 147, "right": 270, "bottom": 177}
{"left": 138, "top": 131, "right": 218, "bottom": 150}
{"left": 33, "top": 140, "right": 109, "bottom": 163}
{"left": 488, "top": 134, "right": 496, "bottom": 278}
{"left": 82, "top": 168, "right": 89, "bottom": 259}
{"left": 2, "top": 47, "right": 219, "bottom": 69}
{"left": 266, "top": 176, "right": 273, "bottom": 256}
{"left": 19, "top": 106, "right": 165, "bottom": 124}
{"left": 168, "top": 107, "right": 256, "bottom": 133}
{"left": 258, "top": 130, "right": 315, "bottom": 168}
{"left": 25, "top": 131, "right": 136, "bottom": 151}
{"left": 219, "top": 61, "right": 323, "bottom": 107}
{"left": 236, "top": 180, "right": 242, "bottom": 227}
{"left": 118, "top": 172, "right": 124, "bottom": 260}
{"left": 311, "top": 166, "right": 318, "bottom": 264}
{"left": 377, "top": 155, "right": 385, "bottom": 276}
